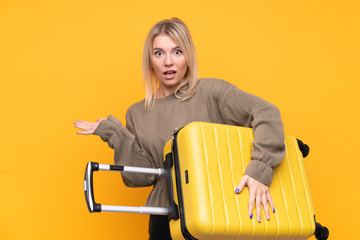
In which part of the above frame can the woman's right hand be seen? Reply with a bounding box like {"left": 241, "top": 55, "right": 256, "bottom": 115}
{"left": 73, "top": 118, "right": 106, "bottom": 135}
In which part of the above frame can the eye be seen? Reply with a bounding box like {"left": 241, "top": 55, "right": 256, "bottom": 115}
{"left": 154, "top": 51, "right": 162, "bottom": 56}
{"left": 174, "top": 50, "right": 182, "bottom": 55}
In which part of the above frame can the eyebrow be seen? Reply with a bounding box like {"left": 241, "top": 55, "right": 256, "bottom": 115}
{"left": 152, "top": 46, "right": 181, "bottom": 51}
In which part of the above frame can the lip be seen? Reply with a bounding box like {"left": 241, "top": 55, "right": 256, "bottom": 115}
{"left": 163, "top": 70, "right": 177, "bottom": 74}
{"left": 163, "top": 70, "right": 177, "bottom": 80}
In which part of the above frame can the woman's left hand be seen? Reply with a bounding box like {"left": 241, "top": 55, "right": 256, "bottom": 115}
{"left": 235, "top": 175, "right": 275, "bottom": 223}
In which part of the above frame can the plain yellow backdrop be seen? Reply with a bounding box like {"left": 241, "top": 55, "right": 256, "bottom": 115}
{"left": 0, "top": 0, "right": 359, "bottom": 239}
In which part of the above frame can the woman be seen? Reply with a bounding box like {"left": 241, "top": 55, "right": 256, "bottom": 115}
{"left": 74, "top": 18, "right": 285, "bottom": 240}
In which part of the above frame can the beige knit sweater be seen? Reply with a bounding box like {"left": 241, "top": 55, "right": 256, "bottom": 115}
{"left": 94, "top": 78, "right": 285, "bottom": 207}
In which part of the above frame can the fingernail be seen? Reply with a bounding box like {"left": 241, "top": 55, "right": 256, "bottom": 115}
{"left": 235, "top": 188, "right": 239, "bottom": 194}
{"left": 267, "top": 216, "right": 270, "bottom": 221}
{"left": 273, "top": 208, "right": 276, "bottom": 213}
{"left": 250, "top": 213, "right": 253, "bottom": 219}
{"left": 258, "top": 217, "right": 261, "bottom": 223}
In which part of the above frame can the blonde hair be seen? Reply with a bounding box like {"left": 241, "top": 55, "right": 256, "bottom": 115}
{"left": 142, "top": 18, "right": 199, "bottom": 110}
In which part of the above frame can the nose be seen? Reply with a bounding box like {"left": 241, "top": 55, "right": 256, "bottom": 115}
{"left": 164, "top": 54, "right": 174, "bottom": 67}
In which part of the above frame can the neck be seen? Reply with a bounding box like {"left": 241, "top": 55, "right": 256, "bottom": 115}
{"left": 156, "top": 86, "right": 176, "bottom": 98}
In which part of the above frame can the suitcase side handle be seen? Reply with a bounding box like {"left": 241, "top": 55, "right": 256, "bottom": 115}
{"left": 83, "top": 161, "right": 169, "bottom": 215}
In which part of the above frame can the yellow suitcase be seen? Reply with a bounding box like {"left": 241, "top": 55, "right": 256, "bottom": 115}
{"left": 164, "top": 122, "right": 328, "bottom": 240}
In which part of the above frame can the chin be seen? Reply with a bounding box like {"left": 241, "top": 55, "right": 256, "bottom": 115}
{"left": 163, "top": 79, "right": 181, "bottom": 87}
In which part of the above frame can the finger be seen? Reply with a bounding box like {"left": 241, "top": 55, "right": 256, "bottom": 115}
{"left": 248, "top": 191, "right": 255, "bottom": 219}
{"left": 74, "top": 123, "right": 85, "bottom": 130}
{"left": 235, "top": 175, "right": 248, "bottom": 194}
{"left": 267, "top": 191, "right": 275, "bottom": 213}
{"left": 73, "top": 121, "right": 85, "bottom": 126}
{"left": 261, "top": 192, "right": 270, "bottom": 221}
{"left": 75, "top": 124, "right": 93, "bottom": 131}
{"left": 77, "top": 130, "right": 93, "bottom": 135}
{"left": 74, "top": 121, "right": 90, "bottom": 128}
{"left": 256, "top": 193, "right": 261, "bottom": 222}
{"left": 77, "top": 120, "right": 91, "bottom": 124}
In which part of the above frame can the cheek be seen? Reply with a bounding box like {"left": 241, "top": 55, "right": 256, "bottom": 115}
{"left": 179, "top": 58, "right": 188, "bottom": 72}
{"left": 151, "top": 59, "right": 160, "bottom": 72}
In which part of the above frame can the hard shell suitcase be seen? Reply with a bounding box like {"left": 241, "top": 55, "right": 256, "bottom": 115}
{"left": 164, "top": 122, "right": 327, "bottom": 240}
{"left": 83, "top": 122, "right": 328, "bottom": 240}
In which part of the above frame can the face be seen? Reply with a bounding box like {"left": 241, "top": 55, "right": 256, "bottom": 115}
{"left": 151, "top": 34, "right": 188, "bottom": 96}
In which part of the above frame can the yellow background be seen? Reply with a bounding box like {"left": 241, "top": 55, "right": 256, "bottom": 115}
{"left": 0, "top": 0, "right": 359, "bottom": 239}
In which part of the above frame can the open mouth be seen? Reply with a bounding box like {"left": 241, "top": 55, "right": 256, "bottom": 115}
{"left": 163, "top": 70, "right": 177, "bottom": 79}
{"left": 164, "top": 70, "right": 176, "bottom": 75}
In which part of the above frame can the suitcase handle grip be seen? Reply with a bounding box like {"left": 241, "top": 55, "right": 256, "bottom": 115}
{"left": 83, "top": 161, "right": 169, "bottom": 215}
{"left": 84, "top": 162, "right": 101, "bottom": 212}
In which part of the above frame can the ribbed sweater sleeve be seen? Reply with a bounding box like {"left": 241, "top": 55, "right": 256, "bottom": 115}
{"left": 213, "top": 79, "right": 285, "bottom": 186}
{"left": 93, "top": 113, "right": 156, "bottom": 187}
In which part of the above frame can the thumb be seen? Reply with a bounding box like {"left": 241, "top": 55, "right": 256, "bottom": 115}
{"left": 235, "top": 175, "right": 248, "bottom": 194}
{"left": 97, "top": 118, "right": 106, "bottom": 122}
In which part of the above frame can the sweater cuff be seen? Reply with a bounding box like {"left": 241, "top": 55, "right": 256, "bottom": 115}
{"left": 93, "top": 115, "right": 123, "bottom": 142}
{"left": 244, "top": 160, "right": 273, "bottom": 186}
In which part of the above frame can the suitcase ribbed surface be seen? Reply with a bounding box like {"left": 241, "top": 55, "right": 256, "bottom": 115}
{"left": 166, "top": 122, "right": 316, "bottom": 240}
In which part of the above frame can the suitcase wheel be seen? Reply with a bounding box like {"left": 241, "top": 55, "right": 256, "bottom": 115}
{"left": 315, "top": 223, "right": 329, "bottom": 240}
{"left": 297, "top": 139, "right": 310, "bottom": 158}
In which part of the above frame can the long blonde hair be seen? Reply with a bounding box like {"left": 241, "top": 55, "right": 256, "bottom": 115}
{"left": 142, "top": 18, "right": 199, "bottom": 110}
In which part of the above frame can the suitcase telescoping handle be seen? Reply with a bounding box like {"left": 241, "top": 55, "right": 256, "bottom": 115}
{"left": 83, "top": 161, "right": 170, "bottom": 215}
